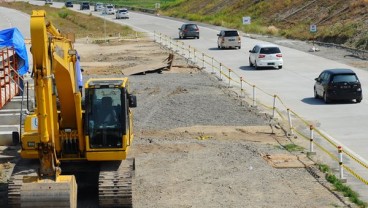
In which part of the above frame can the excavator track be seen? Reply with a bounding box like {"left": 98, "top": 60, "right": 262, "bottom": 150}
{"left": 7, "top": 160, "right": 77, "bottom": 208}
{"left": 99, "top": 158, "right": 135, "bottom": 208}
{"left": 7, "top": 160, "right": 38, "bottom": 208}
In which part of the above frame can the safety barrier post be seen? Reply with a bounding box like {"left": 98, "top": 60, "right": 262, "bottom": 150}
{"left": 228, "top": 69, "right": 232, "bottom": 88}
{"left": 153, "top": 31, "right": 156, "bottom": 42}
{"left": 193, "top": 49, "right": 196, "bottom": 63}
{"left": 252, "top": 85, "right": 256, "bottom": 107}
{"left": 188, "top": 45, "right": 191, "bottom": 64}
{"left": 338, "top": 146, "right": 347, "bottom": 183}
{"left": 240, "top": 77, "right": 245, "bottom": 98}
{"left": 211, "top": 57, "right": 215, "bottom": 74}
{"left": 272, "top": 95, "right": 276, "bottom": 118}
{"left": 159, "top": 33, "right": 162, "bottom": 43}
{"left": 307, "top": 125, "right": 316, "bottom": 156}
{"left": 181, "top": 42, "right": 185, "bottom": 56}
{"left": 202, "top": 53, "right": 205, "bottom": 69}
{"left": 287, "top": 109, "right": 294, "bottom": 137}
{"left": 219, "top": 63, "right": 223, "bottom": 81}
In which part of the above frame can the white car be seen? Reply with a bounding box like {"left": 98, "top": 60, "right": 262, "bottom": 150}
{"left": 217, "top": 30, "right": 241, "bottom": 49}
{"left": 94, "top": 2, "right": 104, "bottom": 11}
{"left": 249, "top": 44, "right": 283, "bottom": 69}
{"left": 116, "top": 9, "right": 129, "bottom": 19}
{"left": 103, "top": 4, "right": 115, "bottom": 15}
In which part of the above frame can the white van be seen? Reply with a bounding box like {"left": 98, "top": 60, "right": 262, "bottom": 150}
{"left": 103, "top": 4, "right": 115, "bottom": 15}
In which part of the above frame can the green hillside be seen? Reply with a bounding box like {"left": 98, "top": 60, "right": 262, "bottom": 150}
{"left": 160, "top": 0, "right": 368, "bottom": 50}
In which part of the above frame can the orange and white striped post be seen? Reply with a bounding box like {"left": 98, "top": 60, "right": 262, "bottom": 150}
{"left": 338, "top": 146, "right": 347, "bottom": 182}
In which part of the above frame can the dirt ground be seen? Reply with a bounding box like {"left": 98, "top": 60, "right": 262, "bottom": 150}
{"left": 0, "top": 37, "right": 357, "bottom": 207}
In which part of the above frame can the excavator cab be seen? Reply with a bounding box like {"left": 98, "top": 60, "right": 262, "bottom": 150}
{"left": 84, "top": 78, "right": 137, "bottom": 156}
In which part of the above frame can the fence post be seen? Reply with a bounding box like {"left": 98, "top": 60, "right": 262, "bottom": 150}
{"left": 338, "top": 146, "right": 347, "bottom": 183}
{"left": 219, "top": 63, "right": 223, "bottom": 81}
{"left": 153, "top": 31, "right": 156, "bottom": 42}
{"left": 188, "top": 45, "right": 191, "bottom": 64}
{"left": 287, "top": 108, "right": 294, "bottom": 137}
{"left": 202, "top": 53, "right": 205, "bottom": 69}
{"left": 240, "top": 77, "right": 245, "bottom": 98}
{"left": 308, "top": 125, "right": 316, "bottom": 156}
{"left": 272, "top": 95, "right": 276, "bottom": 118}
{"left": 228, "top": 69, "right": 232, "bottom": 88}
{"left": 181, "top": 42, "right": 185, "bottom": 56}
{"left": 193, "top": 49, "right": 196, "bottom": 63}
{"left": 211, "top": 57, "right": 215, "bottom": 74}
{"left": 252, "top": 85, "right": 256, "bottom": 107}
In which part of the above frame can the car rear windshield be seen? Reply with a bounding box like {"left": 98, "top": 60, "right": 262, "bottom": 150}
{"left": 120, "top": 9, "right": 128, "bottom": 12}
{"left": 332, "top": 74, "right": 358, "bottom": 82}
{"left": 224, "top": 31, "right": 239, "bottom": 37}
{"left": 186, "top": 24, "right": 198, "bottom": 30}
{"left": 260, "top": 47, "right": 281, "bottom": 54}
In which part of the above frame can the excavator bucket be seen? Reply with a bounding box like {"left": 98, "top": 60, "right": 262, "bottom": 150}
{"left": 20, "top": 175, "right": 77, "bottom": 208}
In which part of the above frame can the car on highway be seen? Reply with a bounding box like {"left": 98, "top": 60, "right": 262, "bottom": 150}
{"left": 249, "top": 44, "right": 283, "bottom": 69}
{"left": 116, "top": 8, "right": 129, "bottom": 19}
{"left": 314, "top": 68, "right": 363, "bottom": 103}
{"left": 178, "top": 23, "right": 199, "bottom": 39}
{"left": 103, "top": 4, "right": 115, "bottom": 15}
{"left": 217, "top": 30, "right": 241, "bottom": 49}
{"left": 94, "top": 2, "right": 104, "bottom": 11}
{"left": 65, "top": 1, "right": 73, "bottom": 7}
{"left": 45, "top": 0, "right": 53, "bottom": 5}
{"left": 80, "top": 2, "right": 90, "bottom": 10}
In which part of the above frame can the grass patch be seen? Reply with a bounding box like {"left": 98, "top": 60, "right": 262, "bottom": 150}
{"left": 282, "top": 143, "right": 304, "bottom": 152}
{"left": 318, "top": 164, "right": 368, "bottom": 207}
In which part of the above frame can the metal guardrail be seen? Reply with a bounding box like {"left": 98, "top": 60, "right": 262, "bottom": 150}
{"left": 153, "top": 31, "right": 368, "bottom": 189}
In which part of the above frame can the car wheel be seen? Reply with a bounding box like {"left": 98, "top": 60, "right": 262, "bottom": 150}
{"left": 238, "top": 46, "right": 241, "bottom": 49}
{"left": 314, "top": 88, "right": 319, "bottom": 98}
{"left": 278, "top": 66, "right": 283, "bottom": 69}
{"left": 218, "top": 44, "right": 220, "bottom": 49}
{"left": 356, "top": 98, "right": 362, "bottom": 103}
{"left": 255, "top": 61, "right": 259, "bottom": 70}
{"left": 197, "top": 36, "right": 199, "bottom": 39}
{"left": 249, "top": 58, "right": 253, "bottom": 67}
{"left": 323, "top": 92, "right": 330, "bottom": 104}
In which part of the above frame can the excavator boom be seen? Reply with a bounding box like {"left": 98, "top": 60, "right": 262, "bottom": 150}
{"left": 8, "top": 10, "right": 136, "bottom": 207}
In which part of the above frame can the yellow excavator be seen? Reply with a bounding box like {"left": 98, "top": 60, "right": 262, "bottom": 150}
{"left": 8, "top": 10, "right": 137, "bottom": 207}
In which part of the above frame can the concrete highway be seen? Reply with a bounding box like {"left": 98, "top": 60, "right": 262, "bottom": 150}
{"left": 1, "top": 1, "right": 367, "bottom": 200}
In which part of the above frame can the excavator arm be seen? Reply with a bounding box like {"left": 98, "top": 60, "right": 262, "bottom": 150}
{"left": 8, "top": 10, "right": 78, "bottom": 207}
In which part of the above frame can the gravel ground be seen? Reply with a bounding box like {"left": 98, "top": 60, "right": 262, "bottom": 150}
{"left": 126, "top": 70, "right": 353, "bottom": 208}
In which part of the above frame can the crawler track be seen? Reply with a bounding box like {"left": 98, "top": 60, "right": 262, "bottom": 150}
{"left": 7, "top": 160, "right": 38, "bottom": 208}
{"left": 99, "top": 158, "right": 135, "bottom": 208}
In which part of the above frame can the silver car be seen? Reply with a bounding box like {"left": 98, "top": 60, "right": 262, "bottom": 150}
{"left": 249, "top": 44, "right": 283, "bottom": 69}
{"left": 217, "top": 30, "right": 241, "bottom": 49}
{"left": 116, "top": 9, "right": 129, "bottom": 19}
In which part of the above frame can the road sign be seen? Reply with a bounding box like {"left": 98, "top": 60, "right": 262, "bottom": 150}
{"left": 242, "top": 16, "right": 251, "bottom": 25}
{"left": 310, "top": 24, "right": 317, "bottom": 33}
{"left": 155, "top": 3, "right": 160, "bottom": 9}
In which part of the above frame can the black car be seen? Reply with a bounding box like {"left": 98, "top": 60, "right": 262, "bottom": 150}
{"left": 80, "top": 2, "right": 90, "bottom": 10}
{"left": 178, "top": 24, "right": 199, "bottom": 39}
{"left": 314, "top": 68, "right": 363, "bottom": 103}
{"left": 65, "top": 1, "right": 73, "bottom": 7}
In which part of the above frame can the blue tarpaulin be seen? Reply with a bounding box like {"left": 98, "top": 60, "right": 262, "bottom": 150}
{"left": 0, "top": 27, "right": 29, "bottom": 76}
